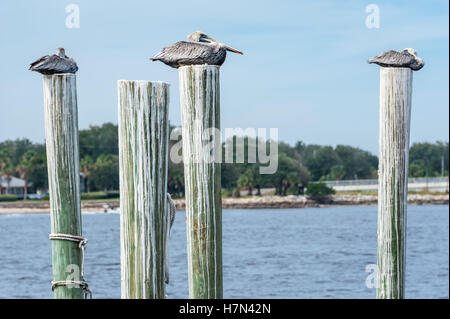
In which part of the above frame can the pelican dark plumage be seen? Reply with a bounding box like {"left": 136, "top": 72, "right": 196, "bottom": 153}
{"left": 29, "top": 48, "right": 78, "bottom": 74}
{"left": 368, "top": 48, "right": 424, "bottom": 71}
{"left": 151, "top": 31, "right": 243, "bottom": 68}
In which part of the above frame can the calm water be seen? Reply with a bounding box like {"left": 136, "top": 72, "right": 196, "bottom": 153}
{"left": 0, "top": 205, "right": 448, "bottom": 299}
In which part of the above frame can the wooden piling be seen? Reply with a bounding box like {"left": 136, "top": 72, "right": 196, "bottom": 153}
{"left": 118, "top": 80, "right": 170, "bottom": 299}
{"left": 376, "top": 67, "right": 413, "bottom": 299}
{"left": 178, "top": 65, "right": 223, "bottom": 299}
{"left": 43, "top": 74, "right": 85, "bottom": 299}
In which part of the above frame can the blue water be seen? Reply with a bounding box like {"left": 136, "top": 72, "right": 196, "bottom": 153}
{"left": 0, "top": 205, "right": 448, "bottom": 298}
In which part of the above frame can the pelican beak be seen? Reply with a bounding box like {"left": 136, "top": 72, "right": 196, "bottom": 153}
{"left": 202, "top": 34, "right": 243, "bottom": 54}
{"left": 224, "top": 44, "right": 243, "bottom": 55}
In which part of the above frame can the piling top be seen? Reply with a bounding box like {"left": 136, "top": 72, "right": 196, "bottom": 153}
{"left": 368, "top": 48, "right": 424, "bottom": 71}
{"left": 42, "top": 73, "right": 76, "bottom": 78}
{"left": 118, "top": 79, "right": 170, "bottom": 86}
{"left": 178, "top": 65, "right": 220, "bottom": 71}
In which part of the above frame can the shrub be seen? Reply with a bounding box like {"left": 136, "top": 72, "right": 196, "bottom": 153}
{"left": 41, "top": 192, "right": 119, "bottom": 201}
{"left": 286, "top": 186, "right": 299, "bottom": 196}
{"left": 105, "top": 191, "right": 120, "bottom": 199}
{"left": 0, "top": 194, "right": 18, "bottom": 202}
{"left": 231, "top": 187, "right": 241, "bottom": 198}
{"left": 80, "top": 192, "right": 108, "bottom": 200}
{"left": 82, "top": 191, "right": 120, "bottom": 200}
{"left": 221, "top": 189, "right": 232, "bottom": 197}
{"left": 305, "top": 182, "right": 335, "bottom": 202}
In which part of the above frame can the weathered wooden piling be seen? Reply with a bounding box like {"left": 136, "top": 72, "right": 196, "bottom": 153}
{"left": 376, "top": 67, "right": 413, "bottom": 299}
{"left": 118, "top": 80, "right": 170, "bottom": 298}
{"left": 43, "top": 74, "right": 87, "bottom": 298}
{"left": 179, "top": 65, "right": 223, "bottom": 298}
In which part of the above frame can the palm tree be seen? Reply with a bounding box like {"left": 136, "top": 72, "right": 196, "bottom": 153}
{"left": 80, "top": 156, "right": 93, "bottom": 192}
{"left": 3, "top": 163, "right": 15, "bottom": 194}
{"left": 237, "top": 174, "right": 250, "bottom": 196}
{"left": 238, "top": 168, "right": 256, "bottom": 196}
{"left": 16, "top": 151, "right": 35, "bottom": 199}
{"left": 0, "top": 149, "right": 10, "bottom": 194}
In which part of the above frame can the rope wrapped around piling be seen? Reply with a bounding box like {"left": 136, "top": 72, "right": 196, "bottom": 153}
{"left": 49, "top": 233, "right": 92, "bottom": 298}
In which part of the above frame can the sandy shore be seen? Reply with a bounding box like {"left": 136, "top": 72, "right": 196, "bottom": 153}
{"left": 0, "top": 194, "right": 448, "bottom": 214}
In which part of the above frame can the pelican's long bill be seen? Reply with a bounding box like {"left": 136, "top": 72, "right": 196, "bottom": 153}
{"left": 224, "top": 44, "right": 243, "bottom": 55}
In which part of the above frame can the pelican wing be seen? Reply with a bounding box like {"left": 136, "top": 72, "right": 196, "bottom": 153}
{"left": 368, "top": 50, "right": 415, "bottom": 68}
{"left": 152, "top": 41, "right": 214, "bottom": 68}
{"left": 29, "top": 55, "right": 50, "bottom": 70}
{"left": 29, "top": 55, "right": 78, "bottom": 74}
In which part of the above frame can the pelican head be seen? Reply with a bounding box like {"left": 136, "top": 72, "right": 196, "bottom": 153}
{"left": 403, "top": 48, "right": 424, "bottom": 70}
{"left": 57, "top": 47, "right": 66, "bottom": 58}
{"left": 403, "top": 48, "right": 417, "bottom": 56}
{"left": 187, "top": 31, "right": 243, "bottom": 55}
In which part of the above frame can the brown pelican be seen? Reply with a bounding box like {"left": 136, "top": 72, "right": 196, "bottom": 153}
{"left": 29, "top": 48, "right": 78, "bottom": 74}
{"left": 151, "top": 31, "right": 243, "bottom": 68}
{"left": 368, "top": 48, "right": 424, "bottom": 71}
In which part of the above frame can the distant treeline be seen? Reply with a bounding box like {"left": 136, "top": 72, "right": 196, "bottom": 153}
{"left": 0, "top": 123, "right": 448, "bottom": 197}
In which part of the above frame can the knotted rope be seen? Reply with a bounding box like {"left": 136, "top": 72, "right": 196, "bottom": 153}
{"left": 51, "top": 280, "right": 92, "bottom": 299}
{"left": 49, "top": 233, "right": 92, "bottom": 299}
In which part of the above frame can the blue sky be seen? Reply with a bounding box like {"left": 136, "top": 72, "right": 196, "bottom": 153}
{"left": 0, "top": 0, "right": 448, "bottom": 154}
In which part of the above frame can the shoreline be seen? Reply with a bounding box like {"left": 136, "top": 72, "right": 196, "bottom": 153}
{"left": 0, "top": 194, "right": 448, "bottom": 214}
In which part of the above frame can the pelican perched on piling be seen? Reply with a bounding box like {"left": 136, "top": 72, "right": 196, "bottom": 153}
{"left": 368, "top": 48, "right": 424, "bottom": 71}
{"left": 151, "top": 31, "right": 243, "bottom": 68}
{"left": 29, "top": 48, "right": 78, "bottom": 74}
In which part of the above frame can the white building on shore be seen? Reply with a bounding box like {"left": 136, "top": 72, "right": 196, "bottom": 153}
{"left": 0, "top": 175, "right": 27, "bottom": 195}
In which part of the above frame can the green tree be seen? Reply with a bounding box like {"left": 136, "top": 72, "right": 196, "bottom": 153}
{"left": 224, "top": 139, "right": 310, "bottom": 196}
{"left": 89, "top": 154, "right": 119, "bottom": 191}
{"left": 334, "top": 145, "right": 377, "bottom": 179}
{"left": 16, "top": 150, "right": 35, "bottom": 198}
{"left": 250, "top": 165, "right": 265, "bottom": 196}
{"left": 167, "top": 167, "right": 184, "bottom": 198}
{"left": 245, "top": 168, "right": 257, "bottom": 195}
{"left": 237, "top": 174, "right": 249, "bottom": 195}
{"left": 0, "top": 149, "right": 10, "bottom": 194}
{"left": 270, "top": 153, "right": 307, "bottom": 195}
{"left": 0, "top": 139, "right": 30, "bottom": 165}
{"left": 327, "top": 165, "right": 346, "bottom": 180}
{"left": 296, "top": 142, "right": 377, "bottom": 181}
{"left": 304, "top": 146, "right": 339, "bottom": 181}
{"left": 79, "top": 123, "right": 118, "bottom": 160}
{"left": 28, "top": 152, "right": 48, "bottom": 192}
{"left": 409, "top": 161, "right": 425, "bottom": 177}
{"left": 409, "top": 142, "right": 449, "bottom": 177}
{"left": 80, "top": 155, "right": 94, "bottom": 192}
{"left": 1, "top": 129, "right": 448, "bottom": 198}
{"left": 305, "top": 182, "right": 335, "bottom": 202}
{"left": 3, "top": 163, "right": 15, "bottom": 194}
{"left": 221, "top": 162, "right": 240, "bottom": 190}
